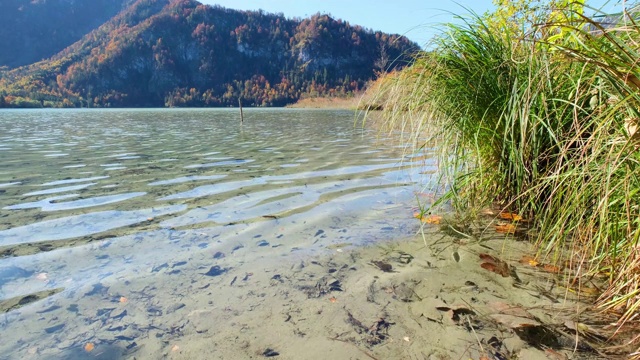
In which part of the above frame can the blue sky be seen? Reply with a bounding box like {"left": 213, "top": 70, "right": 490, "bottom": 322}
{"left": 200, "top": 0, "right": 622, "bottom": 46}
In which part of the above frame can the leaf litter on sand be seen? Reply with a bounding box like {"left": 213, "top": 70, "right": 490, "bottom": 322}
{"left": 479, "top": 253, "right": 510, "bottom": 278}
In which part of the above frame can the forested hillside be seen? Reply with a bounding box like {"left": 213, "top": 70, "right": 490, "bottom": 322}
{"left": 0, "top": 0, "right": 418, "bottom": 108}
{"left": 0, "top": 0, "right": 130, "bottom": 68}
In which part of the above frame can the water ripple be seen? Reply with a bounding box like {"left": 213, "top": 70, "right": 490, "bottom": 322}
{"left": 0, "top": 205, "right": 186, "bottom": 246}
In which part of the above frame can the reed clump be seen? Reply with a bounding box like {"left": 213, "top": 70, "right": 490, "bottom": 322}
{"left": 366, "top": 0, "right": 640, "bottom": 353}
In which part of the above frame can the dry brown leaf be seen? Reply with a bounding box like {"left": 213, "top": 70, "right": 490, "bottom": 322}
{"left": 329, "top": 296, "right": 337, "bottom": 303}
{"left": 479, "top": 253, "right": 510, "bottom": 277}
{"left": 171, "top": 345, "right": 180, "bottom": 352}
{"left": 479, "top": 253, "right": 499, "bottom": 262}
{"left": 119, "top": 296, "right": 128, "bottom": 303}
{"left": 499, "top": 212, "right": 523, "bottom": 221}
{"left": 84, "top": 343, "right": 94, "bottom": 352}
{"left": 495, "top": 223, "right": 516, "bottom": 234}
{"left": 541, "top": 264, "right": 561, "bottom": 274}
{"left": 480, "top": 262, "right": 509, "bottom": 277}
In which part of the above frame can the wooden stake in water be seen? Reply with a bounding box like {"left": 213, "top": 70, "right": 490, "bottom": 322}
{"left": 238, "top": 97, "right": 244, "bottom": 123}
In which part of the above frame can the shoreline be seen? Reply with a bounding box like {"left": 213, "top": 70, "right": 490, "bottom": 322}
{"left": 285, "top": 96, "right": 360, "bottom": 110}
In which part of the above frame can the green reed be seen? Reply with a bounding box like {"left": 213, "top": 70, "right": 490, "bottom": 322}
{"left": 364, "top": 2, "right": 640, "bottom": 348}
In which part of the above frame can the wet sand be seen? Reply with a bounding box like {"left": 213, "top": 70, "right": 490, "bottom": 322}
{"left": 8, "top": 226, "right": 599, "bottom": 360}
{"left": 148, "top": 231, "right": 597, "bottom": 360}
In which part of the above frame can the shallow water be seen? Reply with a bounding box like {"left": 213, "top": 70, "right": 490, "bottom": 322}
{"left": 0, "top": 108, "right": 433, "bottom": 359}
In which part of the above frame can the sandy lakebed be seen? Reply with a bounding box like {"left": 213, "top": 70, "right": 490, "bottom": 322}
{"left": 0, "top": 109, "right": 604, "bottom": 360}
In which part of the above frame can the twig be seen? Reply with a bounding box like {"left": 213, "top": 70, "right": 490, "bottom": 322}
{"left": 467, "top": 315, "right": 485, "bottom": 354}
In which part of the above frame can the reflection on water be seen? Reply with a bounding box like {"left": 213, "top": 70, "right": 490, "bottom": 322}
{"left": 0, "top": 109, "right": 433, "bottom": 358}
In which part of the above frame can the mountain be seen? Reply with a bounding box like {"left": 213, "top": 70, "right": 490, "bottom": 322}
{"left": 0, "top": 0, "right": 130, "bottom": 68}
{"left": 0, "top": 0, "right": 418, "bottom": 108}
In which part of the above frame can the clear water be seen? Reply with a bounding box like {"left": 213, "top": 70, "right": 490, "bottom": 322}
{"left": 0, "top": 108, "right": 433, "bottom": 358}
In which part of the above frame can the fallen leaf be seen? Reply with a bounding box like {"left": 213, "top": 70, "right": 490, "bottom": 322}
{"left": 171, "top": 345, "right": 180, "bottom": 352}
{"left": 480, "top": 263, "right": 508, "bottom": 277}
{"left": 479, "top": 253, "right": 510, "bottom": 277}
{"left": 84, "top": 343, "right": 95, "bottom": 352}
{"left": 499, "top": 212, "right": 523, "bottom": 221}
{"left": 520, "top": 256, "right": 561, "bottom": 273}
{"left": 329, "top": 296, "right": 337, "bottom": 303}
{"left": 479, "top": 253, "right": 495, "bottom": 262}
{"left": 147, "top": 217, "right": 154, "bottom": 221}
{"left": 520, "top": 255, "right": 539, "bottom": 267}
{"left": 495, "top": 223, "right": 516, "bottom": 234}
{"left": 542, "top": 264, "right": 561, "bottom": 274}
{"left": 414, "top": 213, "right": 442, "bottom": 224}
{"left": 403, "top": 336, "right": 410, "bottom": 342}
{"left": 119, "top": 296, "right": 128, "bottom": 303}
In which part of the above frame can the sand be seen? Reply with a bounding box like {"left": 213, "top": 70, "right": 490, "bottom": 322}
{"left": 5, "top": 224, "right": 602, "bottom": 360}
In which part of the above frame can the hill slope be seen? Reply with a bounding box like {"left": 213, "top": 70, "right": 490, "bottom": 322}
{"left": 0, "top": 0, "right": 418, "bottom": 108}
{"left": 0, "top": 0, "right": 130, "bottom": 68}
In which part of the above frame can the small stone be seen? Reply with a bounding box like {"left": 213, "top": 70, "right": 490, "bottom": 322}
{"left": 203, "top": 266, "right": 227, "bottom": 277}
{"left": 263, "top": 348, "right": 279, "bottom": 357}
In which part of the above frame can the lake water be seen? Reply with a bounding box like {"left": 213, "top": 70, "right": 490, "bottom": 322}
{"left": 0, "top": 109, "right": 433, "bottom": 359}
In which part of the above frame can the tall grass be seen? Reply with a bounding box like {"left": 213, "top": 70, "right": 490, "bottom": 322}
{"left": 365, "top": 2, "right": 640, "bottom": 351}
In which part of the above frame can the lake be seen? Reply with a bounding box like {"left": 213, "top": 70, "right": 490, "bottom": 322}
{"left": 0, "top": 108, "right": 433, "bottom": 359}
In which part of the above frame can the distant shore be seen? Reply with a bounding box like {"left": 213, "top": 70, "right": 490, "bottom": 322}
{"left": 285, "top": 96, "right": 361, "bottom": 110}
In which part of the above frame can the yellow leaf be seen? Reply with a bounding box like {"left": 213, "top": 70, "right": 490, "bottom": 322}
{"left": 520, "top": 255, "right": 538, "bottom": 267}
{"left": 414, "top": 212, "right": 442, "bottom": 224}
